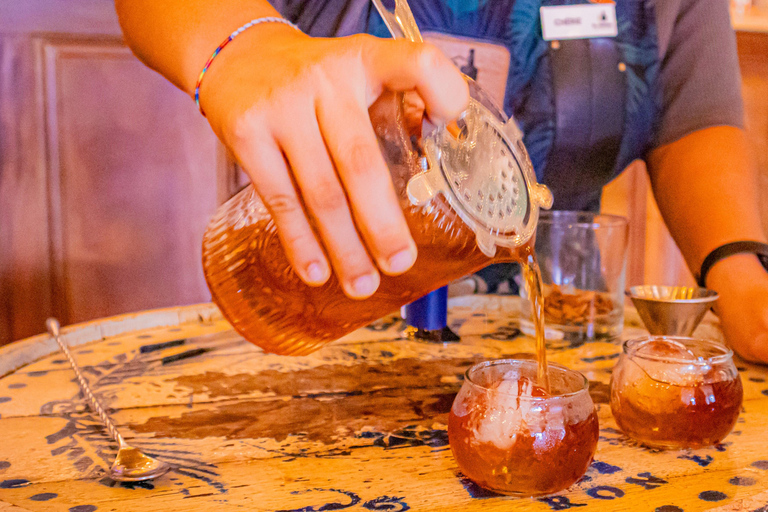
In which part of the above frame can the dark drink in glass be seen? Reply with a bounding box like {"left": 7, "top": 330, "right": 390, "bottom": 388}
{"left": 610, "top": 336, "right": 742, "bottom": 449}
{"left": 449, "top": 359, "right": 598, "bottom": 496}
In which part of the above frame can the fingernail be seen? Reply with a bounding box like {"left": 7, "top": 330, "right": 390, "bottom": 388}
{"left": 306, "top": 262, "right": 326, "bottom": 284}
{"left": 351, "top": 273, "right": 378, "bottom": 297}
{"left": 387, "top": 247, "right": 416, "bottom": 274}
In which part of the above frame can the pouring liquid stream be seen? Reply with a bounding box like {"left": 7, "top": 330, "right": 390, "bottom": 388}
{"left": 522, "top": 255, "right": 550, "bottom": 394}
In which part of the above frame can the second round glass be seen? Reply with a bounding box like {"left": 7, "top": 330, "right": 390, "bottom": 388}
{"left": 610, "top": 336, "right": 743, "bottom": 449}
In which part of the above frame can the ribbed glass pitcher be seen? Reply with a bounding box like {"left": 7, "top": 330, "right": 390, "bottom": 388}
{"left": 202, "top": 82, "right": 552, "bottom": 355}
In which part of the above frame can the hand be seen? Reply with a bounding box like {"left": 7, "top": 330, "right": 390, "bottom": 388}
{"left": 198, "top": 24, "right": 469, "bottom": 298}
{"left": 707, "top": 253, "right": 768, "bottom": 364}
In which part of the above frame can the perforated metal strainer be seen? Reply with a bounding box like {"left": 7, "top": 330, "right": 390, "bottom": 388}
{"left": 372, "top": 0, "right": 553, "bottom": 256}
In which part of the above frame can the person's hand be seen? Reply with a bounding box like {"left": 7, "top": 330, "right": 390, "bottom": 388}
{"left": 707, "top": 253, "right": 768, "bottom": 364}
{"left": 198, "top": 24, "right": 469, "bottom": 299}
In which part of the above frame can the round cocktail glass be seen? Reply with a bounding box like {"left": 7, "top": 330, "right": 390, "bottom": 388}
{"left": 610, "top": 336, "right": 743, "bottom": 449}
{"left": 448, "top": 359, "right": 599, "bottom": 496}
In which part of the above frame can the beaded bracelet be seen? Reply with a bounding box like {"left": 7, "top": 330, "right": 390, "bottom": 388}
{"left": 194, "top": 16, "right": 301, "bottom": 116}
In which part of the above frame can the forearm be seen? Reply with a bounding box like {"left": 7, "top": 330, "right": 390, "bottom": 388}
{"left": 647, "top": 125, "right": 767, "bottom": 281}
{"left": 114, "top": 0, "right": 281, "bottom": 95}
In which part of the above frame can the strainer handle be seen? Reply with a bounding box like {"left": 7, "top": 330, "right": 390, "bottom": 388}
{"left": 371, "top": 0, "right": 424, "bottom": 43}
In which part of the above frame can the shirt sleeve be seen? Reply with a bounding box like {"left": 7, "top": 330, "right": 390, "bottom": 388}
{"left": 654, "top": 0, "right": 744, "bottom": 148}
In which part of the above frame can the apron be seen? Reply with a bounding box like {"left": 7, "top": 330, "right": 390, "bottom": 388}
{"left": 365, "top": 0, "right": 661, "bottom": 211}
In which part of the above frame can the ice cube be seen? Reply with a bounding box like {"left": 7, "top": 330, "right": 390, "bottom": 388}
{"left": 634, "top": 339, "right": 697, "bottom": 361}
{"left": 471, "top": 377, "right": 535, "bottom": 450}
{"left": 632, "top": 339, "right": 706, "bottom": 387}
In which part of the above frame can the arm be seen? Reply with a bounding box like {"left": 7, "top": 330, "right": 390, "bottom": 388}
{"left": 114, "top": 0, "right": 469, "bottom": 298}
{"left": 647, "top": 126, "right": 768, "bottom": 363}
{"left": 646, "top": 0, "right": 768, "bottom": 363}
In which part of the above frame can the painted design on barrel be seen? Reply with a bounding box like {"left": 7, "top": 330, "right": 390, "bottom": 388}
{"left": 1, "top": 298, "right": 767, "bottom": 510}
{"left": 35, "top": 347, "right": 231, "bottom": 495}
{"left": 0, "top": 479, "right": 29, "bottom": 489}
{"left": 699, "top": 490, "right": 728, "bottom": 502}
{"left": 275, "top": 488, "right": 410, "bottom": 512}
{"left": 29, "top": 493, "right": 57, "bottom": 501}
{"left": 41, "top": 413, "right": 227, "bottom": 494}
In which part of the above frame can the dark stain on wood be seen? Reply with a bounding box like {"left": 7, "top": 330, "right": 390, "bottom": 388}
{"left": 132, "top": 356, "right": 503, "bottom": 444}
{"left": 132, "top": 386, "right": 457, "bottom": 444}
{"left": 167, "top": 357, "right": 480, "bottom": 399}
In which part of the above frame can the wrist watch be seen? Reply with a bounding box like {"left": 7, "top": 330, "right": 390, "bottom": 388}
{"left": 697, "top": 241, "right": 768, "bottom": 288}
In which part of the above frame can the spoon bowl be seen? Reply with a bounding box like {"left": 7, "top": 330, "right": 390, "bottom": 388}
{"left": 111, "top": 446, "right": 170, "bottom": 482}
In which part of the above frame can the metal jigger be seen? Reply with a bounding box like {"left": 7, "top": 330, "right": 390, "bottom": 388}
{"left": 626, "top": 285, "right": 719, "bottom": 337}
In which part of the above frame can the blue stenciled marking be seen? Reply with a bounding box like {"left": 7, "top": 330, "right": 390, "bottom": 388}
{"left": 586, "top": 486, "right": 625, "bottom": 500}
{"left": 679, "top": 454, "right": 713, "bottom": 467}
{"left": 0, "top": 479, "right": 30, "bottom": 489}
{"left": 362, "top": 496, "right": 410, "bottom": 511}
{"left": 458, "top": 475, "right": 502, "bottom": 499}
{"left": 277, "top": 488, "right": 361, "bottom": 512}
{"left": 538, "top": 495, "right": 587, "bottom": 510}
{"left": 699, "top": 490, "right": 728, "bottom": 502}
{"left": 625, "top": 472, "right": 667, "bottom": 490}
{"left": 590, "top": 461, "right": 622, "bottom": 474}
{"left": 729, "top": 476, "right": 757, "bottom": 486}
{"left": 69, "top": 506, "right": 97, "bottom": 512}
{"left": 29, "top": 493, "right": 58, "bottom": 501}
{"left": 581, "top": 353, "right": 620, "bottom": 364}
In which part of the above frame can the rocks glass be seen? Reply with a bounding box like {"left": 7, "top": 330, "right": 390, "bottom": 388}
{"left": 448, "top": 359, "right": 599, "bottom": 496}
{"left": 522, "top": 211, "right": 628, "bottom": 346}
{"left": 610, "top": 336, "right": 743, "bottom": 449}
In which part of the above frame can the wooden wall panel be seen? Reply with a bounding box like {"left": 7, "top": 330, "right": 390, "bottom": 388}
{"left": 737, "top": 32, "right": 768, "bottom": 237}
{"left": 0, "top": 0, "right": 235, "bottom": 344}
{"left": 600, "top": 160, "right": 648, "bottom": 287}
{"left": 43, "top": 39, "right": 220, "bottom": 326}
{"left": 0, "top": 38, "right": 52, "bottom": 344}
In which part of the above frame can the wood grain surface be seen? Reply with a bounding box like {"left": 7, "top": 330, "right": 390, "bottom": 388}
{"left": 0, "top": 296, "right": 766, "bottom": 512}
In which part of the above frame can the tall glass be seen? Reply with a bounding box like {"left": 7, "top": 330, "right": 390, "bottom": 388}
{"left": 448, "top": 359, "right": 599, "bottom": 496}
{"left": 521, "top": 211, "right": 628, "bottom": 346}
{"left": 610, "top": 336, "right": 743, "bottom": 449}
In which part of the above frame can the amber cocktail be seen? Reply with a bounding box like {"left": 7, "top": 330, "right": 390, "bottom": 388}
{"left": 610, "top": 336, "right": 742, "bottom": 449}
{"left": 448, "top": 359, "right": 599, "bottom": 496}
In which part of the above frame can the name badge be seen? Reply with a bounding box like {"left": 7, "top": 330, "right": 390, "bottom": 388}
{"left": 540, "top": 3, "right": 618, "bottom": 41}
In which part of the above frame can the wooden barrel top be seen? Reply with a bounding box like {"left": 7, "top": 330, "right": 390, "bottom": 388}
{"left": 0, "top": 296, "right": 767, "bottom": 512}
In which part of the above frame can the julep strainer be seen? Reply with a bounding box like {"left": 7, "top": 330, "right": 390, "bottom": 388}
{"left": 372, "top": 0, "right": 553, "bottom": 256}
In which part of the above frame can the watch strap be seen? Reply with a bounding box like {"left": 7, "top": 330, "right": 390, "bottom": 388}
{"left": 698, "top": 241, "right": 768, "bottom": 288}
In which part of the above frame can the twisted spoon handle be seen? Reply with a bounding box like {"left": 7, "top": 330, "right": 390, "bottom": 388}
{"left": 371, "top": 0, "right": 423, "bottom": 42}
{"left": 46, "top": 318, "right": 126, "bottom": 448}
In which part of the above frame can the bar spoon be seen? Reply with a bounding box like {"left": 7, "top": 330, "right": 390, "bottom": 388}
{"left": 46, "top": 317, "right": 171, "bottom": 482}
